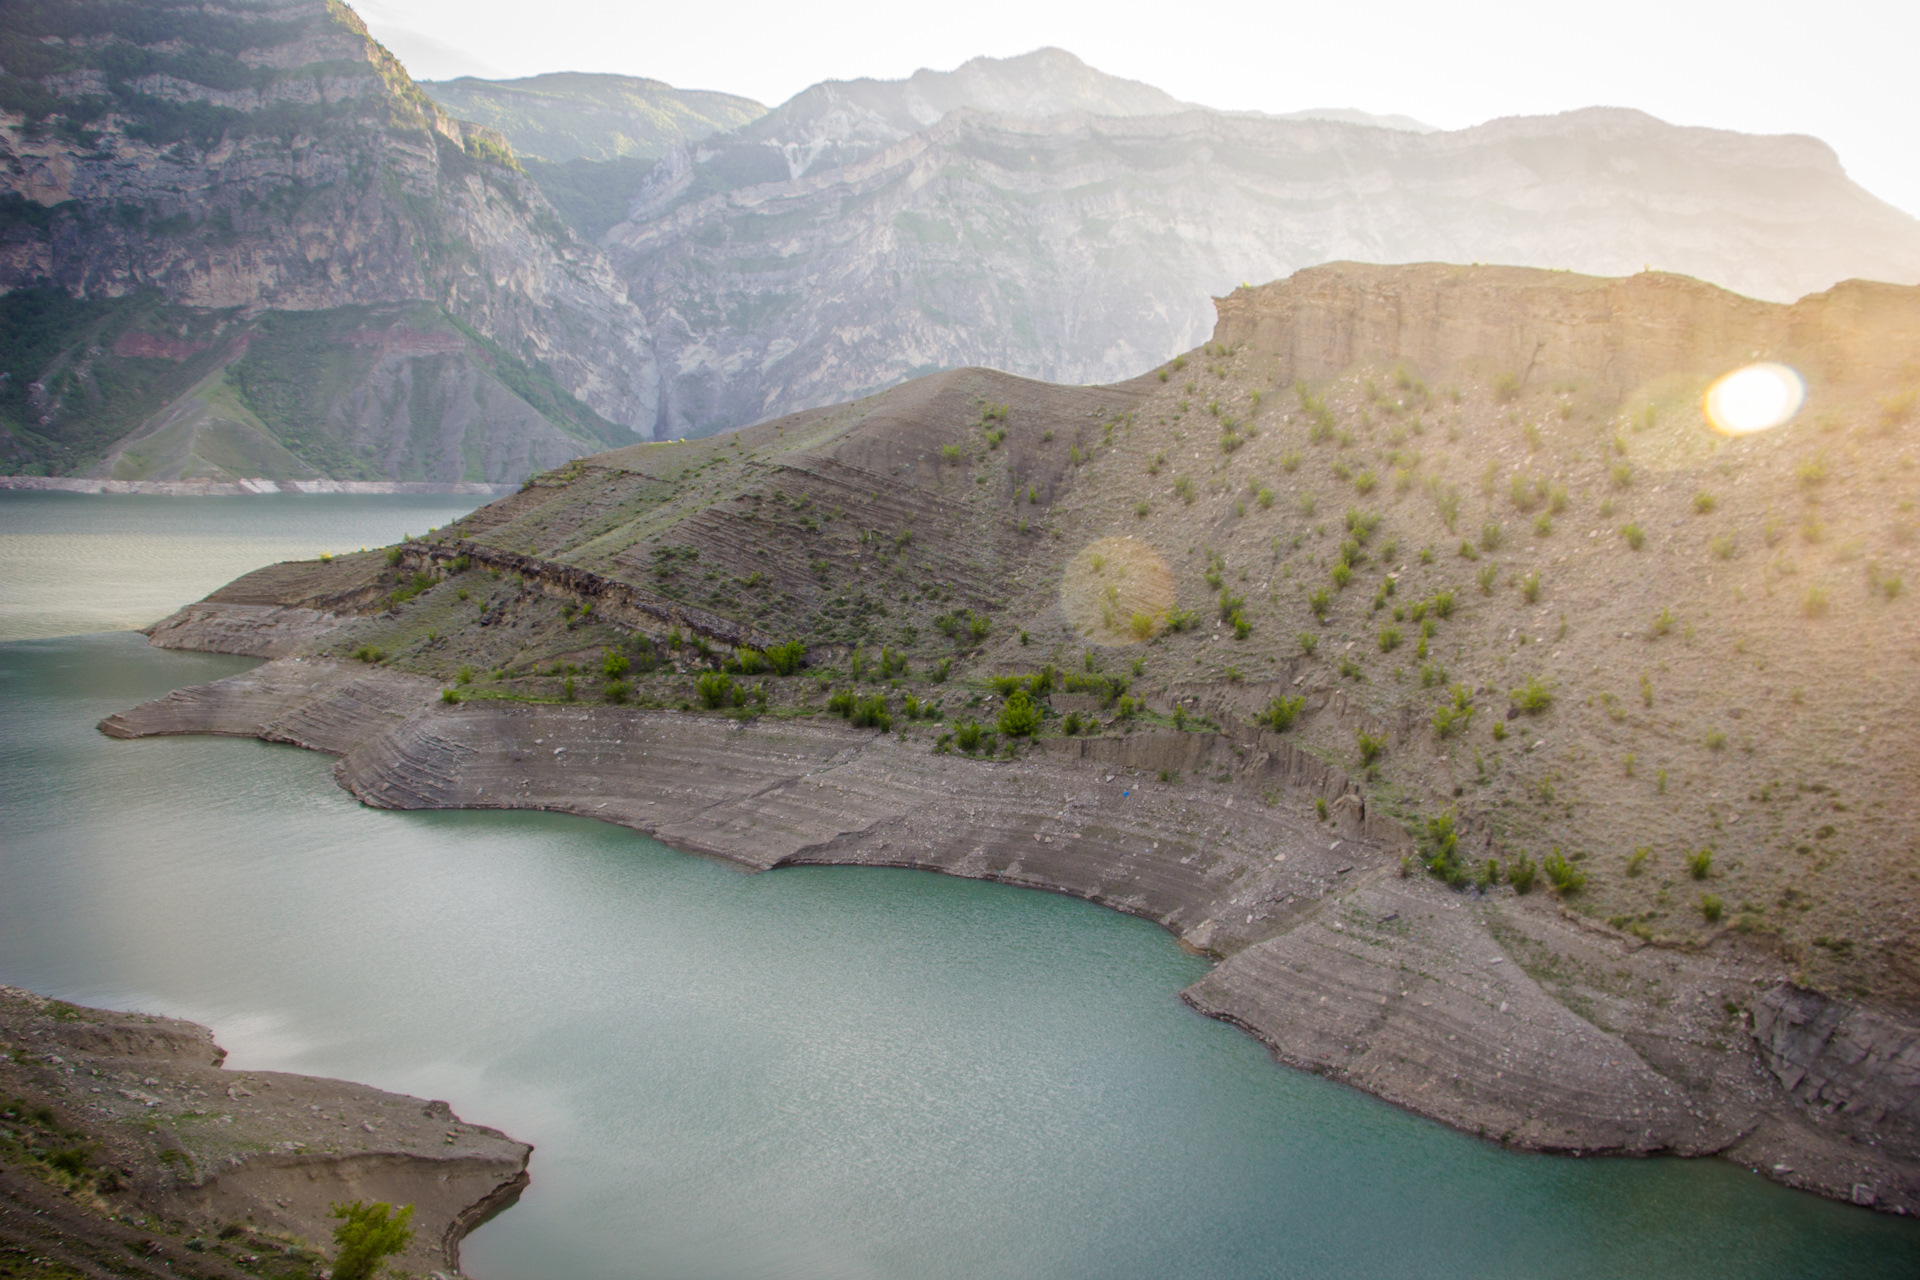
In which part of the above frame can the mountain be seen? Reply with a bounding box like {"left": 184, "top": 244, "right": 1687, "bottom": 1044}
{"left": 418, "top": 72, "right": 766, "bottom": 164}
{"left": 119, "top": 262, "right": 1920, "bottom": 1211}
{"left": 0, "top": 0, "right": 657, "bottom": 480}
{"left": 416, "top": 72, "right": 768, "bottom": 243}
{"left": 605, "top": 89, "right": 1920, "bottom": 439}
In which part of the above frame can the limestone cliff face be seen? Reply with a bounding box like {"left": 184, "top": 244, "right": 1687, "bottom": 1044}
{"left": 0, "top": 0, "right": 658, "bottom": 466}
{"left": 1211, "top": 262, "right": 1920, "bottom": 398}
{"left": 607, "top": 99, "right": 1920, "bottom": 438}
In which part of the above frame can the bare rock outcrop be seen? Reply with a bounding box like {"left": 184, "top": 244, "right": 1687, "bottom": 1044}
{"left": 0, "top": 986, "right": 530, "bottom": 1276}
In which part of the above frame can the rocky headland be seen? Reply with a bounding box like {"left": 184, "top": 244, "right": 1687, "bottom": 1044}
{"left": 0, "top": 986, "right": 529, "bottom": 1278}
{"left": 102, "top": 263, "right": 1920, "bottom": 1216}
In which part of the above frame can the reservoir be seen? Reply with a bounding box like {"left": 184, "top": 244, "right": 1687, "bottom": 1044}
{"left": 0, "top": 493, "right": 1914, "bottom": 1278}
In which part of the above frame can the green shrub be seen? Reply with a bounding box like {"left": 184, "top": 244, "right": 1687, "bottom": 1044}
{"left": 1507, "top": 852, "right": 1537, "bottom": 894}
{"left": 456, "top": 665, "right": 473, "bottom": 685}
{"left": 1651, "top": 607, "right": 1674, "bottom": 637}
{"left": 697, "top": 673, "right": 735, "bottom": 709}
{"left": 1706, "top": 729, "right": 1726, "bottom": 751}
{"left": 1520, "top": 572, "right": 1541, "bottom": 603}
{"left": 1477, "top": 564, "right": 1497, "bottom": 595}
{"left": 1257, "top": 486, "right": 1275, "bottom": 509}
{"left": 1693, "top": 490, "right": 1716, "bottom": 514}
{"left": 329, "top": 1201, "right": 413, "bottom": 1280}
{"left": 1378, "top": 625, "right": 1402, "bottom": 652}
{"left": 1356, "top": 729, "right": 1386, "bottom": 765}
{"left": 851, "top": 695, "right": 891, "bottom": 730}
{"left": 563, "top": 676, "right": 576, "bottom": 701}
{"left": 955, "top": 720, "right": 984, "bottom": 752}
{"left": 1687, "top": 847, "right": 1714, "bottom": 880}
{"left": 1510, "top": 676, "right": 1553, "bottom": 714}
{"left": 765, "top": 640, "right": 807, "bottom": 675}
{"left": 1802, "top": 585, "right": 1830, "bottom": 618}
{"left": 603, "top": 649, "right": 631, "bottom": 679}
{"left": 1063, "top": 710, "right": 1083, "bottom": 734}
{"left": 1297, "top": 630, "right": 1318, "bottom": 655}
{"left": 1627, "top": 846, "right": 1650, "bottom": 877}
{"left": 1543, "top": 849, "right": 1585, "bottom": 895}
{"left": 1259, "top": 696, "right": 1305, "bottom": 731}
{"left": 1330, "top": 562, "right": 1354, "bottom": 588}
{"left": 1622, "top": 523, "right": 1646, "bottom": 550}
{"left": 1480, "top": 520, "right": 1504, "bottom": 552}
{"left": 1421, "top": 811, "right": 1465, "bottom": 885}
{"left": 997, "top": 690, "right": 1041, "bottom": 737}
{"left": 1699, "top": 894, "right": 1724, "bottom": 923}
{"left": 1308, "top": 589, "right": 1331, "bottom": 619}
{"left": 384, "top": 547, "right": 404, "bottom": 567}
{"left": 440, "top": 688, "right": 459, "bottom": 704}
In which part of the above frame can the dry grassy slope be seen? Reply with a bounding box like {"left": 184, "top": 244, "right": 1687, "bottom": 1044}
{"left": 310, "top": 263, "right": 1917, "bottom": 1012}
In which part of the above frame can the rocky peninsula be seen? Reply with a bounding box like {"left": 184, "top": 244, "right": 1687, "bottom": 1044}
{"left": 0, "top": 986, "right": 529, "bottom": 1278}
{"left": 103, "top": 264, "right": 1920, "bottom": 1216}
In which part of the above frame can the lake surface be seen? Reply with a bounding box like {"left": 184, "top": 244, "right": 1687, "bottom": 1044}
{"left": 0, "top": 499, "right": 1915, "bottom": 1279}
{"left": 0, "top": 491, "right": 484, "bottom": 641}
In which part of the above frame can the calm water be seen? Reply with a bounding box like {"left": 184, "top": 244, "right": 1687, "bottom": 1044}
{"left": 0, "top": 491, "right": 485, "bottom": 641}
{"left": 0, "top": 504, "right": 1914, "bottom": 1279}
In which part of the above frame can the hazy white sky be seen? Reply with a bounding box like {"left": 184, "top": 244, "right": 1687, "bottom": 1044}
{"left": 352, "top": 0, "right": 1920, "bottom": 218}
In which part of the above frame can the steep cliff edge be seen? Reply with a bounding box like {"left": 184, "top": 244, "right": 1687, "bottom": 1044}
{"left": 0, "top": 985, "right": 530, "bottom": 1277}
{"left": 106, "top": 262, "right": 1920, "bottom": 1212}
{"left": 0, "top": 0, "right": 655, "bottom": 478}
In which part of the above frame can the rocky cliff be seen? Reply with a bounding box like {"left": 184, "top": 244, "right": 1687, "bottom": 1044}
{"left": 0, "top": 985, "right": 529, "bottom": 1277}
{"left": 0, "top": 0, "right": 656, "bottom": 479}
{"left": 607, "top": 71, "right": 1920, "bottom": 438}
{"left": 103, "top": 262, "right": 1920, "bottom": 1213}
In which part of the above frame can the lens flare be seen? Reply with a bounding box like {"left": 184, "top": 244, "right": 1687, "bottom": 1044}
{"left": 1702, "top": 363, "right": 1805, "bottom": 436}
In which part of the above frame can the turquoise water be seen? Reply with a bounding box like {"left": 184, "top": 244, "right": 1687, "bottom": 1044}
{"left": 0, "top": 491, "right": 484, "bottom": 640}
{"left": 0, "top": 507, "right": 1915, "bottom": 1278}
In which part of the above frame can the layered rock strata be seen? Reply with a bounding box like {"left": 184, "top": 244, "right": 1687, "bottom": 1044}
{"left": 101, "top": 651, "right": 1920, "bottom": 1213}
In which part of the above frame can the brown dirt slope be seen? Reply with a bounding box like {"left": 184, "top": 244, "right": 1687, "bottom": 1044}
{"left": 1, "top": 987, "right": 528, "bottom": 1278}
{"left": 118, "top": 261, "right": 1920, "bottom": 1213}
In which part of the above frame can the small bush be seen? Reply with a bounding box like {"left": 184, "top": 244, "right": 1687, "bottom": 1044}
{"left": 1507, "top": 852, "right": 1537, "bottom": 894}
{"left": 1693, "top": 490, "right": 1716, "bottom": 515}
{"left": 1259, "top": 695, "right": 1305, "bottom": 731}
{"left": 1706, "top": 729, "right": 1726, "bottom": 751}
{"left": 1699, "top": 894, "right": 1724, "bottom": 923}
{"left": 1543, "top": 849, "right": 1585, "bottom": 895}
{"left": 1257, "top": 486, "right": 1275, "bottom": 509}
{"left": 697, "top": 673, "right": 735, "bottom": 708}
{"left": 1520, "top": 572, "right": 1541, "bottom": 603}
{"left": 955, "top": 720, "right": 985, "bottom": 752}
{"left": 1307, "top": 589, "right": 1331, "bottom": 619}
{"left": 1621, "top": 523, "right": 1646, "bottom": 550}
{"left": 329, "top": 1201, "right": 414, "bottom": 1280}
{"left": 1480, "top": 520, "right": 1504, "bottom": 552}
{"left": 604, "top": 680, "right": 630, "bottom": 704}
{"left": 1378, "top": 625, "right": 1402, "bottom": 652}
{"left": 1651, "top": 607, "right": 1673, "bottom": 637}
{"left": 1626, "top": 846, "right": 1650, "bottom": 877}
{"left": 997, "top": 690, "right": 1041, "bottom": 737}
{"left": 384, "top": 547, "right": 404, "bottom": 567}
{"left": 851, "top": 695, "right": 891, "bottom": 730}
{"left": 1356, "top": 729, "right": 1386, "bottom": 765}
{"left": 603, "top": 649, "right": 631, "bottom": 679}
{"left": 1688, "top": 847, "right": 1714, "bottom": 880}
{"left": 1510, "top": 676, "right": 1553, "bottom": 714}
{"left": 1476, "top": 564, "right": 1497, "bottom": 595}
{"left": 440, "top": 688, "right": 459, "bottom": 704}
{"left": 1802, "top": 585, "right": 1830, "bottom": 618}
{"left": 1420, "top": 811, "right": 1464, "bottom": 885}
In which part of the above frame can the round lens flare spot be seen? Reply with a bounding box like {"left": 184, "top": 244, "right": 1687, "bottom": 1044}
{"left": 1060, "top": 536, "right": 1175, "bottom": 645}
{"left": 1703, "top": 363, "right": 1805, "bottom": 436}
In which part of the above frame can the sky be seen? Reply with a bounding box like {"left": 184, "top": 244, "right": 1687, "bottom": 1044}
{"left": 351, "top": 0, "right": 1920, "bottom": 219}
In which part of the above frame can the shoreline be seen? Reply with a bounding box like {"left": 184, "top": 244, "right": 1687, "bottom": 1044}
{"left": 99, "top": 604, "right": 1920, "bottom": 1217}
{"left": 0, "top": 476, "right": 517, "bottom": 498}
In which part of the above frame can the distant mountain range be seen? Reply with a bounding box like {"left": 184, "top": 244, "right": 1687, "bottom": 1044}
{"left": 4, "top": 11, "right": 1919, "bottom": 478}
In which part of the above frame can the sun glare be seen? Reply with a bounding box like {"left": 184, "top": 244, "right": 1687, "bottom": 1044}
{"left": 1702, "top": 363, "right": 1805, "bottom": 436}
